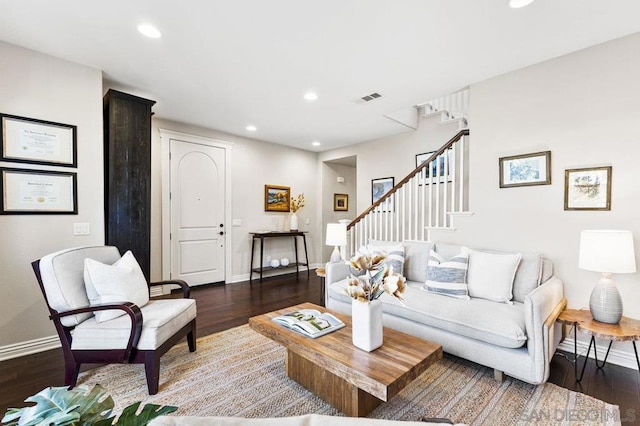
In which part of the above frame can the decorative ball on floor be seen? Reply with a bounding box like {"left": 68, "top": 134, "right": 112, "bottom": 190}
{"left": 270, "top": 259, "right": 280, "bottom": 268}
{"left": 281, "top": 258, "right": 290, "bottom": 267}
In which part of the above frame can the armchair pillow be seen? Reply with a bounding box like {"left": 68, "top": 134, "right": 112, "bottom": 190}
{"left": 84, "top": 250, "right": 150, "bottom": 323}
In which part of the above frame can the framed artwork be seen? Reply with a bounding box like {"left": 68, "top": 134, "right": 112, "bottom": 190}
{"left": 371, "top": 177, "right": 394, "bottom": 212}
{"left": 0, "top": 167, "right": 77, "bottom": 214}
{"left": 334, "top": 193, "right": 348, "bottom": 211}
{"left": 499, "top": 151, "right": 551, "bottom": 188}
{"left": 264, "top": 184, "right": 290, "bottom": 212}
{"left": 416, "top": 149, "right": 453, "bottom": 185}
{"left": 1, "top": 113, "right": 77, "bottom": 167}
{"left": 564, "top": 166, "right": 612, "bottom": 211}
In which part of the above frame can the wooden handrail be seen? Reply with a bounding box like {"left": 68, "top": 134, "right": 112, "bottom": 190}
{"left": 348, "top": 129, "right": 469, "bottom": 230}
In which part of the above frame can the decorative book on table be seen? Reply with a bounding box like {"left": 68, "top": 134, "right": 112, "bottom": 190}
{"left": 272, "top": 309, "right": 345, "bottom": 338}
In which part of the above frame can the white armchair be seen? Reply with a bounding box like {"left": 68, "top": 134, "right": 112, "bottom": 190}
{"left": 32, "top": 246, "right": 197, "bottom": 394}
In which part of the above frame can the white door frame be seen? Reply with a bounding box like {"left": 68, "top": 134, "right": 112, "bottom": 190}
{"left": 160, "top": 129, "right": 233, "bottom": 284}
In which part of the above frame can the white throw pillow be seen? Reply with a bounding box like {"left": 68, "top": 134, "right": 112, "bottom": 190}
{"left": 467, "top": 250, "right": 521, "bottom": 303}
{"left": 84, "top": 250, "right": 150, "bottom": 323}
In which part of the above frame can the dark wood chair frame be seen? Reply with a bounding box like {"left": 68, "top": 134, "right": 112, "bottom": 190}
{"left": 32, "top": 260, "right": 197, "bottom": 395}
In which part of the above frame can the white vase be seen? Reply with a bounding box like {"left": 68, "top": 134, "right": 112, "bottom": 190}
{"left": 289, "top": 212, "right": 299, "bottom": 231}
{"left": 351, "top": 298, "right": 383, "bottom": 352}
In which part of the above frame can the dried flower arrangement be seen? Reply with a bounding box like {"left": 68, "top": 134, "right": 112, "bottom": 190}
{"left": 290, "top": 193, "right": 305, "bottom": 212}
{"left": 344, "top": 251, "right": 406, "bottom": 302}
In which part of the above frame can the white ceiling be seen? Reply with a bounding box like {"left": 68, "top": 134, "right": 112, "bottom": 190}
{"left": 1, "top": 1, "right": 640, "bottom": 152}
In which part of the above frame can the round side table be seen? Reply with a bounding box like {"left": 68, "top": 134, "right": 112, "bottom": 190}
{"left": 557, "top": 308, "right": 640, "bottom": 381}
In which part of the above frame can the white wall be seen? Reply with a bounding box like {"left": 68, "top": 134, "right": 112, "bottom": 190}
{"left": 320, "top": 115, "right": 459, "bottom": 215}
{"left": 150, "top": 118, "right": 321, "bottom": 283}
{"left": 321, "top": 161, "right": 356, "bottom": 261}
{"left": 0, "top": 42, "right": 104, "bottom": 347}
{"left": 449, "top": 32, "right": 640, "bottom": 316}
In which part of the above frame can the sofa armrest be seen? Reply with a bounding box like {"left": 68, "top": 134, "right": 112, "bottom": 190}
{"left": 523, "top": 276, "right": 565, "bottom": 383}
{"left": 325, "top": 261, "right": 350, "bottom": 286}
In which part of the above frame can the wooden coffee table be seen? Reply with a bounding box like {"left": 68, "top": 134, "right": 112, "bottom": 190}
{"left": 249, "top": 302, "right": 442, "bottom": 417}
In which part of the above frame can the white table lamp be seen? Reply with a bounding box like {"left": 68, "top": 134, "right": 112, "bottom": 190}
{"left": 579, "top": 230, "right": 636, "bottom": 324}
{"left": 326, "top": 223, "right": 347, "bottom": 263}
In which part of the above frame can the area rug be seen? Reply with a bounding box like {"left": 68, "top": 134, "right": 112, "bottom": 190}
{"left": 77, "top": 325, "right": 620, "bottom": 425}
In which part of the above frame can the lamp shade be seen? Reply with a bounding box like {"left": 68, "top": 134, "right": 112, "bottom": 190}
{"left": 579, "top": 230, "right": 636, "bottom": 274}
{"left": 325, "top": 223, "right": 347, "bottom": 246}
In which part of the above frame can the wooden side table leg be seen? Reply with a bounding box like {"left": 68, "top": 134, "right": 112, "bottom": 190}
{"left": 633, "top": 341, "right": 640, "bottom": 372}
{"left": 302, "top": 234, "right": 310, "bottom": 278}
{"left": 249, "top": 237, "right": 256, "bottom": 283}
{"left": 294, "top": 235, "right": 300, "bottom": 279}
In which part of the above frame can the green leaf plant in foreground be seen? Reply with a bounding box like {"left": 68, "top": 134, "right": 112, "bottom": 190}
{"left": 2, "top": 384, "right": 177, "bottom": 426}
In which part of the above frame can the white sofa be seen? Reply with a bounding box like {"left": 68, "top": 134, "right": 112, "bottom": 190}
{"left": 325, "top": 241, "right": 566, "bottom": 385}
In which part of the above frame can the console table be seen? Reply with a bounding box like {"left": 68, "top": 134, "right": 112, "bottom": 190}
{"left": 557, "top": 308, "right": 640, "bottom": 382}
{"left": 249, "top": 231, "right": 309, "bottom": 282}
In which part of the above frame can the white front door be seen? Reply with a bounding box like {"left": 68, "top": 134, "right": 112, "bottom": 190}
{"left": 170, "top": 139, "right": 226, "bottom": 285}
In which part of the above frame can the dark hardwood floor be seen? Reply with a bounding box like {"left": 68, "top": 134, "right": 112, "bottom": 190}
{"left": 1, "top": 271, "right": 638, "bottom": 422}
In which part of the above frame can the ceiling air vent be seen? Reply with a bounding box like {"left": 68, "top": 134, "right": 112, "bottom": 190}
{"left": 354, "top": 92, "right": 382, "bottom": 104}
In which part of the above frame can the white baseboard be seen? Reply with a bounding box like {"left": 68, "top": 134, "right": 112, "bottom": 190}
{"left": 0, "top": 335, "right": 61, "bottom": 362}
{"left": 231, "top": 263, "right": 322, "bottom": 284}
{"left": 558, "top": 337, "right": 638, "bottom": 371}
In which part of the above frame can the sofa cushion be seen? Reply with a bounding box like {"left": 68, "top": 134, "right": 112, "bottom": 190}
{"left": 422, "top": 250, "right": 470, "bottom": 300}
{"left": 436, "top": 243, "right": 544, "bottom": 303}
{"left": 467, "top": 250, "right": 521, "bottom": 303}
{"left": 368, "top": 242, "right": 405, "bottom": 275}
{"left": 71, "top": 299, "right": 196, "bottom": 350}
{"left": 84, "top": 250, "right": 150, "bottom": 323}
{"left": 401, "top": 240, "right": 433, "bottom": 283}
{"left": 329, "top": 280, "right": 527, "bottom": 349}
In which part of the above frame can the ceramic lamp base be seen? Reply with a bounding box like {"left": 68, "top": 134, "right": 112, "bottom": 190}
{"left": 329, "top": 246, "right": 342, "bottom": 262}
{"left": 589, "top": 273, "right": 623, "bottom": 324}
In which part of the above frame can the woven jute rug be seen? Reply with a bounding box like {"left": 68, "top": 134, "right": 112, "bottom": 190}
{"left": 77, "top": 325, "right": 620, "bottom": 425}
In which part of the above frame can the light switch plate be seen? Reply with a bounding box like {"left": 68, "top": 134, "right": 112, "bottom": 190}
{"left": 73, "top": 222, "right": 90, "bottom": 235}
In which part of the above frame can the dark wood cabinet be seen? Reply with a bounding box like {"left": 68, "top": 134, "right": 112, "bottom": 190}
{"left": 103, "top": 89, "right": 156, "bottom": 281}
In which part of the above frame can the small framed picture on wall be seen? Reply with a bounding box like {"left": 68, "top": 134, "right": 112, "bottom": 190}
{"left": 564, "top": 166, "right": 612, "bottom": 211}
{"left": 334, "top": 193, "right": 348, "bottom": 211}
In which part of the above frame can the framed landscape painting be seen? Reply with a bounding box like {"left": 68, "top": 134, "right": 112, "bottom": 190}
{"left": 264, "top": 184, "right": 290, "bottom": 212}
{"left": 371, "top": 177, "right": 394, "bottom": 212}
{"left": 564, "top": 166, "right": 612, "bottom": 211}
{"left": 499, "top": 151, "right": 551, "bottom": 188}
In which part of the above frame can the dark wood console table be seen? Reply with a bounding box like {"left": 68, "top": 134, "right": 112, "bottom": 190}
{"left": 249, "top": 231, "right": 310, "bottom": 282}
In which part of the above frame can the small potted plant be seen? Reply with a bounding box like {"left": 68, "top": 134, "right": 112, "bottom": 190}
{"left": 289, "top": 193, "right": 305, "bottom": 231}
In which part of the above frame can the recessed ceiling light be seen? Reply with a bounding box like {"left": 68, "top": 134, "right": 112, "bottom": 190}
{"left": 246, "top": 125, "right": 257, "bottom": 132}
{"left": 137, "top": 23, "right": 162, "bottom": 38}
{"left": 304, "top": 92, "right": 318, "bottom": 101}
{"left": 509, "top": 0, "right": 535, "bottom": 8}
{"left": 311, "top": 141, "right": 321, "bottom": 147}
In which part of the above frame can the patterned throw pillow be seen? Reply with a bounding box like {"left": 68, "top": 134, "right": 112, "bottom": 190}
{"left": 422, "top": 249, "right": 470, "bottom": 300}
{"left": 368, "top": 244, "right": 405, "bottom": 275}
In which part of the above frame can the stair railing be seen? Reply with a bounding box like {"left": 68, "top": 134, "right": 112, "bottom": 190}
{"left": 347, "top": 129, "right": 470, "bottom": 255}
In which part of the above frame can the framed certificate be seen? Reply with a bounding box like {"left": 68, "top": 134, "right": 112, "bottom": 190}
{"left": 0, "top": 168, "right": 77, "bottom": 214}
{"left": 1, "top": 113, "right": 77, "bottom": 167}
